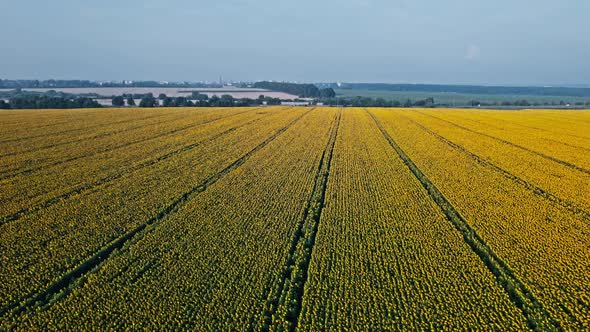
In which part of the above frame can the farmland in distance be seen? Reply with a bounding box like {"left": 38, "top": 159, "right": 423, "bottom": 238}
{"left": 1, "top": 107, "right": 589, "bottom": 330}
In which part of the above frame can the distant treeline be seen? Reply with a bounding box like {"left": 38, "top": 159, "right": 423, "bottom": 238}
{"left": 0, "top": 79, "right": 221, "bottom": 89}
{"left": 335, "top": 83, "right": 590, "bottom": 98}
{"left": 321, "top": 96, "right": 590, "bottom": 108}
{"left": 0, "top": 88, "right": 97, "bottom": 99}
{"left": 253, "top": 81, "right": 335, "bottom": 98}
{"left": 112, "top": 93, "right": 283, "bottom": 108}
{"left": 321, "top": 97, "right": 436, "bottom": 107}
{"left": 0, "top": 96, "right": 102, "bottom": 109}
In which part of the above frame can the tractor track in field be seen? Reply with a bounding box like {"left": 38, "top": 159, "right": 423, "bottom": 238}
{"left": 399, "top": 114, "right": 590, "bottom": 223}
{"left": 0, "top": 112, "right": 273, "bottom": 226}
{"left": 414, "top": 111, "right": 590, "bottom": 176}
{"left": 0, "top": 108, "right": 261, "bottom": 181}
{"left": 463, "top": 116, "right": 590, "bottom": 142}
{"left": 0, "top": 112, "right": 170, "bottom": 144}
{"left": 0, "top": 117, "right": 97, "bottom": 138}
{"left": 0, "top": 113, "right": 201, "bottom": 158}
{"left": 0, "top": 107, "right": 313, "bottom": 326}
{"left": 367, "top": 109, "right": 563, "bottom": 332}
{"left": 437, "top": 115, "right": 590, "bottom": 153}
{"left": 260, "top": 108, "right": 341, "bottom": 332}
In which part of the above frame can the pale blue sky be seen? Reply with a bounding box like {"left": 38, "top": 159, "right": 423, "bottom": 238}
{"left": 1, "top": 0, "right": 588, "bottom": 85}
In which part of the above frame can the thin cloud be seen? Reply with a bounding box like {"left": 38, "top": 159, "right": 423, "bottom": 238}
{"left": 465, "top": 44, "right": 480, "bottom": 61}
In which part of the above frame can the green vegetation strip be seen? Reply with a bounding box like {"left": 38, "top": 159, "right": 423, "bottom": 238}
{"left": 401, "top": 113, "right": 590, "bottom": 222}
{"left": 262, "top": 109, "right": 341, "bottom": 332}
{"left": 367, "top": 109, "right": 563, "bottom": 332}
{"left": 416, "top": 110, "right": 590, "bottom": 176}
{"left": 0, "top": 108, "right": 313, "bottom": 324}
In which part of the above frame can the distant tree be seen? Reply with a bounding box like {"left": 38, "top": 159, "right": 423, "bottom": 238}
{"left": 257, "top": 95, "right": 265, "bottom": 105}
{"left": 253, "top": 81, "right": 320, "bottom": 98}
{"left": 219, "top": 94, "right": 235, "bottom": 107}
{"left": 175, "top": 97, "right": 189, "bottom": 107}
{"left": 163, "top": 97, "right": 174, "bottom": 107}
{"left": 403, "top": 99, "right": 413, "bottom": 108}
{"left": 0, "top": 100, "right": 9, "bottom": 109}
{"left": 374, "top": 98, "right": 387, "bottom": 107}
{"left": 139, "top": 96, "right": 157, "bottom": 107}
{"left": 209, "top": 95, "right": 220, "bottom": 106}
{"left": 158, "top": 93, "right": 167, "bottom": 100}
{"left": 320, "top": 88, "right": 336, "bottom": 99}
{"left": 424, "top": 97, "right": 435, "bottom": 107}
{"left": 414, "top": 99, "right": 426, "bottom": 107}
{"left": 112, "top": 96, "right": 125, "bottom": 107}
{"left": 235, "top": 98, "right": 255, "bottom": 107}
{"left": 191, "top": 92, "right": 209, "bottom": 100}
{"left": 127, "top": 97, "right": 136, "bottom": 106}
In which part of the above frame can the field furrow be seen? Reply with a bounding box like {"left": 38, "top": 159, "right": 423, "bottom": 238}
{"left": 1, "top": 106, "right": 588, "bottom": 330}
{"left": 298, "top": 109, "right": 528, "bottom": 331}
{"left": 398, "top": 113, "right": 590, "bottom": 222}
{"left": 1, "top": 107, "right": 312, "bottom": 327}
{"left": 0, "top": 107, "right": 257, "bottom": 178}
{"left": 405, "top": 110, "right": 590, "bottom": 212}
{"left": 0, "top": 111, "right": 273, "bottom": 226}
{"left": 0, "top": 107, "right": 307, "bottom": 318}
{"left": 262, "top": 109, "right": 341, "bottom": 331}
{"left": 0, "top": 111, "right": 193, "bottom": 158}
{"left": 0, "top": 109, "right": 169, "bottom": 144}
{"left": 373, "top": 108, "right": 590, "bottom": 330}
{"left": 0, "top": 108, "right": 280, "bottom": 219}
{"left": 368, "top": 109, "right": 560, "bottom": 331}
{"left": 11, "top": 108, "right": 338, "bottom": 330}
{"left": 417, "top": 109, "right": 590, "bottom": 166}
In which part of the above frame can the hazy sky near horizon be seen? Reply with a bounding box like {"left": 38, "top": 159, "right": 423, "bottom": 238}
{"left": 1, "top": 0, "right": 589, "bottom": 85}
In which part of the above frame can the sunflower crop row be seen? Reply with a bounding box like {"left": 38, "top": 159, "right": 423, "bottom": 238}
{"left": 0, "top": 107, "right": 304, "bottom": 323}
{"left": 12, "top": 108, "right": 339, "bottom": 330}
{"left": 298, "top": 109, "right": 528, "bottom": 331}
{"left": 373, "top": 108, "right": 590, "bottom": 330}
{"left": 0, "top": 108, "right": 285, "bottom": 220}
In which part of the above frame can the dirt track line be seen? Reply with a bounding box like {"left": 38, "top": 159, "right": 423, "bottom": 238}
{"left": 0, "top": 113, "right": 200, "bottom": 158}
{"left": 400, "top": 114, "right": 590, "bottom": 222}
{"left": 368, "top": 109, "right": 562, "bottom": 332}
{"left": 0, "top": 113, "right": 272, "bottom": 226}
{"left": 0, "top": 112, "right": 170, "bottom": 144}
{"left": 0, "top": 108, "right": 260, "bottom": 181}
{"left": 0, "top": 108, "right": 312, "bottom": 325}
{"left": 438, "top": 114, "right": 590, "bottom": 152}
{"left": 260, "top": 109, "right": 341, "bottom": 332}
{"left": 470, "top": 116, "right": 590, "bottom": 142}
{"left": 415, "top": 110, "right": 590, "bottom": 176}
